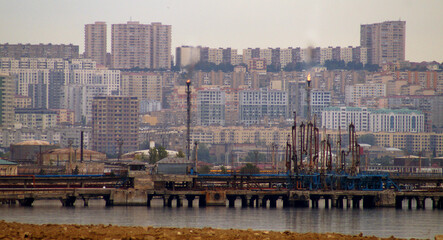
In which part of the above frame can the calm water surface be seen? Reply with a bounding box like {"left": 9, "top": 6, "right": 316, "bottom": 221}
{"left": 0, "top": 199, "right": 442, "bottom": 239}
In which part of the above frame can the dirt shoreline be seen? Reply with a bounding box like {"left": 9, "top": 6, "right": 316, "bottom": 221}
{"left": 0, "top": 220, "right": 432, "bottom": 240}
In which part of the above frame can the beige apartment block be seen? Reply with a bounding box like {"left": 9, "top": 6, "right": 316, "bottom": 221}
{"left": 121, "top": 72, "right": 162, "bottom": 102}
{"left": 85, "top": 21, "right": 107, "bottom": 66}
{"left": 91, "top": 96, "right": 139, "bottom": 155}
{"left": 112, "top": 21, "right": 151, "bottom": 69}
{"left": 361, "top": 21, "right": 406, "bottom": 65}
{"left": 0, "top": 74, "right": 14, "bottom": 129}
{"left": 111, "top": 21, "right": 171, "bottom": 70}
{"left": 151, "top": 22, "right": 172, "bottom": 70}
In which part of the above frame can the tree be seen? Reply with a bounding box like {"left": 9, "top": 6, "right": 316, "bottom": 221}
{"left": 176, "top": 150, "right": 185, "bottom": 158}
{"left": 220, "top": 165, "right": 227, "bottom": 174}
{"left": 240, "top": 163, "right": 260, "bottom": 174}
{"left": 266, "top": 64, "right": 280, "bottom": 72}
{"left": 358, "top": 134, "right": 376, "bottom": 146}
{"left": 148, "top": 147, "right": 159, "bottom": 164}
{"left": 198, "top": 165, "right": 211, "bottom": 174}
{"left": 72, "top": 165, "right": 79, "bottom": 175}
{"left": 243, "top": 150, "right": 266, "bottom": 163}
{"left": 157, "top": 146, "right": 168, "bottom": 160}
{"left": 197, "top": 143, "right": 210, "bottom": 162}
{"left": 139, "top": 140, "right": 150, "bottom": 150}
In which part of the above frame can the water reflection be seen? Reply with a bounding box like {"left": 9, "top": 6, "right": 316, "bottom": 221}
{"left": 0, "top": 199, "right": 441, "bottom": 239}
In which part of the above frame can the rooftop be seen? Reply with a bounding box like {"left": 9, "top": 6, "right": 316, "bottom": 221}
{"left": 0, "top": 159, "right": 17, "bottom": 165}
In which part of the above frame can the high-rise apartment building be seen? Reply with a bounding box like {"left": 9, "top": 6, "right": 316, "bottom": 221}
{"left": 111, "top": 21, "right": 171, "bottom": 70}
{"left": 151, "top": 22, "right": 172, "bottom": 70}
{"left": 84, "top": 22, "right": 107, "bottom": 66}
{"left": 92, "top": 96, "right": 139, "bottom": 155}
{"left": 112, "top": 21, "right": 151, "bottom": 69}
{"left": 0, "top": 74, "right": 14, "bottom": 129}
{"left": 361, "top": 21, "right": 406, "bottom": 65}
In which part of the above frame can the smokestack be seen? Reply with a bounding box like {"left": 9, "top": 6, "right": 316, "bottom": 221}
{"left": 186, "top": 79, "right": 191, "bottom": 162}
{"left": 80, "top": 131, "right": 84, "bottom": 163}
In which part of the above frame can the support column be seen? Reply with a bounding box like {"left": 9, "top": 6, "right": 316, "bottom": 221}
{"left": 241, "top": 196, "right": 248, "bottom": 208}
{"left": 198, "top": 195, "right": 206, "bottom": 207}
{"left": 163, "top": 195, "right": 168, "bottom": 207}
{"left": 324, "top": 197, "right": 329, "bottom": 209}
{"left": 432, "top": 197, "right": 438, "bottom": 209}
{"left": 228, "top": 196, "right": 236, "bottom": 208}
{"left": 311, "top": 198, "right": 319, "bottom": 208}
{"left": 363, "top": 196, "right": 375, "bottom": 209}
{"left": 352, "top": 197, "right": 361, "bottom": 209}
{"left": 257, "top": 196, "right": 263, "bottom": 208}
{"left": 346, "top": 197, "right": 351, "bottom": 209}
{"left": 331, "top": 196, "right": 338, "bottom": 208}
{"left": 186, "top": 195, "right": 195, "bottom": 208}
{"left": 416, "top": 197, "right": 425, "bottom": 209}
{"left": 269, "top": 196, "right": 277, "bottom": 208}
{"left": 337, "top": 197, "right": 344, "bottom": 209}
{"left": 104, "top": 195, "right": 113, "bottom": 207}
{"left": 249, "top": 196, "right": 255, "bottom": 208}
{"left": 18, "top": 198, "right": 34, "bottom": 207}
{"left": 176, "top": 196, "right": 184, "bottom": 208}
{"left": 147, "top": 195, "right": 153, "bottom": 207}
{"left": 60, "top": 196, "right": 76, "bottom": 207}
{"left": 408, "top": 198, "right": 412, "bottom": 209}
{"left": 82, "top": 197, "right": 89, "bottom": 207}
{"left": 283, "top": 197, "right": 290, "bottom": 208}
{"left": 166, "top": 195, "right": 173, "bottom": 208}
{"left": 395, "top": 197, "right": 403, "bottom": 209}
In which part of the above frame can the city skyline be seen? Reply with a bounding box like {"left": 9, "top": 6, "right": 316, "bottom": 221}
{"left": 0, "top": 0, "right": 442, "bottom": 62}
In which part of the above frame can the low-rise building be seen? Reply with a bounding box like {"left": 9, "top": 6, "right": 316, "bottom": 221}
{"left": 15, "top": 108, "right": 58, "bottom": 129}
{"left": 0, "top": 159, "right": 18, "bottom": 175}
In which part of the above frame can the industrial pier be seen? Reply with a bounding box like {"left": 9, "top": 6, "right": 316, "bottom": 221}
{"left": 1, "top": 174, "right": 443, "bottom": 210}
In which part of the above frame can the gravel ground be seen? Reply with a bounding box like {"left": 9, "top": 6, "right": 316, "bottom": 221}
{"left": 0, "top": 220, "right": 428, "bottom": 240}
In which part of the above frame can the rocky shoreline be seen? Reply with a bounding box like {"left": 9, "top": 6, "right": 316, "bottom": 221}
{"left": 0, "top": 220, "right": 432, "bottom": 240}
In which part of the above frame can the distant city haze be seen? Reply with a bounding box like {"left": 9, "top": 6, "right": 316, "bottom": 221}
{"left": 0, "top": 0, "right": 442, "bottom": 62}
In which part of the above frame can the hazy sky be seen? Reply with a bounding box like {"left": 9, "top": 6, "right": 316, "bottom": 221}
{"left": 1, "top": 0, "right": 442, "bottom": 62}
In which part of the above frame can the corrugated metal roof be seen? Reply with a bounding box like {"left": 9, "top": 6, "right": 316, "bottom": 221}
{"left": 157, "top": 157, "right": 193, "bottom": 164}
{"left": 42, "top": 148, "right": 103, "bottom": 155}
{"left": 14, "top": 140, "right": 51, "bottom": 146}
{"left": 0, "top": 159, "right": 17, "bottom": 165}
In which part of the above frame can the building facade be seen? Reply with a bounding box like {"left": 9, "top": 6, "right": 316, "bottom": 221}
{"left": 120, "top": 72, "right": 162, "bottom": 102}
{"left": 369, "top": 108, "right": 425, "bottom": 133}
{"left": 0, "top": 44, "right": 79, "bottom": 59}
{"left": 361, "top": 21, "right": 406, "bottom": 65}
{"left": 197, "top": 88, "right": 226, "bottom": 126}
{"left": 345, "top": 83, "right": 386, "bottom": 106}
{"left": 84, "top": 21, "right": 107, "bottom": 66}
{"left": 91, "top": 96, "right": 139, "bottom": 155}
{"left": 111, "top": 21, "right": 171, "bottom": 70}
{"left": 0, "top": 74, "right": 14, "bottom": 129}
{"left": 111, "top": 21, "right": 151, "bottom": 69}
{"left": 15, "top": 108, "right": 58, "bottom": 129}
{"left": 322, "top": 107, "right": 425, "bottom": 133}
{"left": 239, "top": 88, "right": 288, "bottom": 125}
{"left": 150, "top": 22, "right": 172, "bottom": 70}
